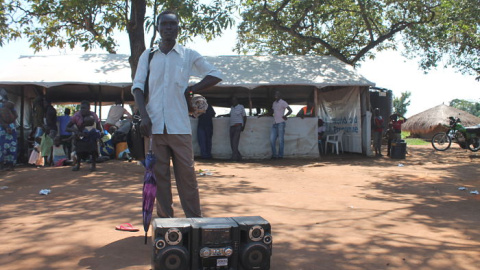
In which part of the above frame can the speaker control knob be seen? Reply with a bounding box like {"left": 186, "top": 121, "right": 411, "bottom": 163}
{"left": 200, "top": 247, "right": 211, "bottom": 258}
{"left": 224, "top": 247, "right": 233, "bottom": 257}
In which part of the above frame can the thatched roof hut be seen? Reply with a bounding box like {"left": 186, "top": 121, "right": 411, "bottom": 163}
{"left": 403, "top": 104, "right": 480, "bottom": 137}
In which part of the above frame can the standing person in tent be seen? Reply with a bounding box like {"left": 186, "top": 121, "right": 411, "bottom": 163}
{"left": 43, "top": 98, "right": 58, "bottom": 138}
{"left": 229, "top": 96, "right": 247, "bottom": 162}
{"left": 261, "top": 91, "right": 292, "bottom": 159}
{"left": 66, "top": 100, "right": 103, "bottom": 171}
{"left": 57, "top": 108, "right": 72, "bottom": 158}
{"left": 197, "top": 104, "right": 216, "bottom": 159}
{"left": 32, "top": 96, "right": 45, "bottom": 143}
{"left": 372, "top": 108, "right": 384, "bottom": 157}
{"left": 132, "top": 10, "right": 222, "bottom": 218}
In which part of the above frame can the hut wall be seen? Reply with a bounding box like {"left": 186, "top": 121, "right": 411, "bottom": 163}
{"left": 410, "top": 125, "right": 447, "bottom": 140}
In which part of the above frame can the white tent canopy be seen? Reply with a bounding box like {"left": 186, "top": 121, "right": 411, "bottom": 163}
{"left": 0, "top": 54, "right": 374, "bottom": 106}
{"left": 0, "top": 54, "right": 373, "bottom": 88}
{"left": 0, "top": 54, "right": 375, "bottom": 159}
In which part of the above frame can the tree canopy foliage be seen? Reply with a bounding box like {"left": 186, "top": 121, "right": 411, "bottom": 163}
{"left": 393, "top": 91, "right": 411, "bottom": 116}
{"left": 0, "top": 0, "right": 236, "bottom": 77}
{"left": 1, "top": 0, "right": 478, "bottom": 80}
{"left": 403, "top": 0, "right": 480, "bottom": 80}
{"left": 236, "top": 0, "right": 479, "bottom": 78}
{"left": 449, "top": 99, "right": 480, "bottom": 117}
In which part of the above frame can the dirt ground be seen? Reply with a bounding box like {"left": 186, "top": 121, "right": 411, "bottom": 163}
{"left": 1, "top": 144, "right": 479, "bottom": 270}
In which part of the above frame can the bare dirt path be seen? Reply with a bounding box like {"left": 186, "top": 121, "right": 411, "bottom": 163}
{"left": 1, "top": 145, "right": 479, "bottom": 270}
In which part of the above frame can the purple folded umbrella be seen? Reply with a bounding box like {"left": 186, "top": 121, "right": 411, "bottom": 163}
{"left": 142, "top": 138, "right": 156, "bottom": 244}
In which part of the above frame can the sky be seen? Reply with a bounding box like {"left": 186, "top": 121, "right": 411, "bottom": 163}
{"left": 0, "top": 26, "right": 478, "bottom": 118}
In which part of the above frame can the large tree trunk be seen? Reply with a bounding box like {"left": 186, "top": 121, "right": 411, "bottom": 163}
{"left": 128, "top": 0, "right": 147, "bottom": 80}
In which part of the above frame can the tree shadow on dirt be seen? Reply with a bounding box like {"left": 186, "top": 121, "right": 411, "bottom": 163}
{"left": 2, "top": 145, "right": 479, "bottom": 270}
{"left": 78, "top": 236, "right": 150, "bottom": 270}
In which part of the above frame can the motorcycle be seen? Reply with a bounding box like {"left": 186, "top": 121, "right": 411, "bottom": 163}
{"left": 431, "top": 117, "right": 480, "bottom": 152}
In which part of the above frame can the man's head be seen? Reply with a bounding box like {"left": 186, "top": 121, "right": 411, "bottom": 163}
{"left": 231, "top": 96, "right": 238, "bottom": 106}
{"left": 157, "top": 10, "right": 179, "bottom": 42}
{"left": 274, "top": 91, "right": 282, "bottom": 101}
{"left": 374, "top": 108, "right": 380, "bottom": 116}
{"left": 64, "top": 108, "right": 71, "bottom": 115}
{"left": 80, "top": 100, "right": 91, "bottom": 116}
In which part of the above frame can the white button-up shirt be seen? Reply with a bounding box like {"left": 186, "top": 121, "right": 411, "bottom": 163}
{"left": 272, "top": 99, "right": 289, "bottom": 124}
{"left": 132, "top": 43, "right": 222, "bottom": 134}
{"left": 229, "top": 104, "right": 246, "bottom": 126}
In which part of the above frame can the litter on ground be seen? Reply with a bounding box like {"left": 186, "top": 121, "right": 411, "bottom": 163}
{"left": 39, "top": 189, "right": 51, "bottom": 195}
{"left": 198, "top": 169, "right": 214, "bottom": 176}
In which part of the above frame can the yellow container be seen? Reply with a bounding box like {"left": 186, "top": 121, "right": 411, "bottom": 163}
{"left": 115, "top": 142, "right": 128, "bottom": 159}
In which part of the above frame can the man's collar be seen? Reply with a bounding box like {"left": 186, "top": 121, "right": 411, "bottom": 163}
{"left": 155, "top": 41, "right": 184, "bottom": 56}
{"left": 172, "top": 42, "right": 184, "bottom": 56}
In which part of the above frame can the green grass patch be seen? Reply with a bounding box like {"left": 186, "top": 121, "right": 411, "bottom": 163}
{"left": 404, "top": 138, "right": 430, "bottom": 145}
{"left": 402, "top": 131, "right": 430, "bottom": 145}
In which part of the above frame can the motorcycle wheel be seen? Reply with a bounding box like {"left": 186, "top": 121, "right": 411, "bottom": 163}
{"left": 431, "top": 132, "right": 452, "bottom": 151}
{"left": 466, "top": 138, "right": 480, "bottom": 152}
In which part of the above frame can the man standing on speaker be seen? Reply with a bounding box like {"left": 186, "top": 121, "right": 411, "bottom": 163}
{"left": 132, "top": 10, "right": 222, "bottom": 218}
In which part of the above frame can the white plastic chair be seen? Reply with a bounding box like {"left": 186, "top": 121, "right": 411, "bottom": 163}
{"left": 325, "top": 130, "right": 344, "bottom": 155}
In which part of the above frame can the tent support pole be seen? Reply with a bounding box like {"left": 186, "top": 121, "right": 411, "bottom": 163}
{"left": 18, "top": 86, "right": 26, "bottom": 163}
{"left": 248, "top": 90, "right": 252, "bottom": 116}
{"left": 313, "top": 87, "right": 318, "bottom": 117}
{"left": 99, "top": 85, "right": 103, "bottom": 120}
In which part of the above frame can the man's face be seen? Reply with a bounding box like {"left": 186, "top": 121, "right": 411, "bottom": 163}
{"left": 80, "top": 103, "right": 90, "bottom": 116}
{"left": 157, "top": 13, "right": 179, "bottom": 42}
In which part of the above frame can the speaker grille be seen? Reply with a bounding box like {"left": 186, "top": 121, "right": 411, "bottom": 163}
{"left": 239, "top": 242, "right": 271, "bottom": 270}
{"left": 154, "top": 246, "right": 189, "bottom": 270}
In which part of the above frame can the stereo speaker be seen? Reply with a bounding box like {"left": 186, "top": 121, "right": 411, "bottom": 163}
{"left": 151, "top": 216, "right": 272, "bottom": 270}
{"left": 151, "top": 218, "right": 192, "bottom": 270}
{"left": 232, "top": 216, "right": 272, "bottom": 270}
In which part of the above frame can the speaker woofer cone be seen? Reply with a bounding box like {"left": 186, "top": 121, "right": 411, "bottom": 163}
{"left": 240, "top": 242, "right": 270, "bottom": 270}
{"left": 155, "top": 247, "right": 189, "bottom": 270}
